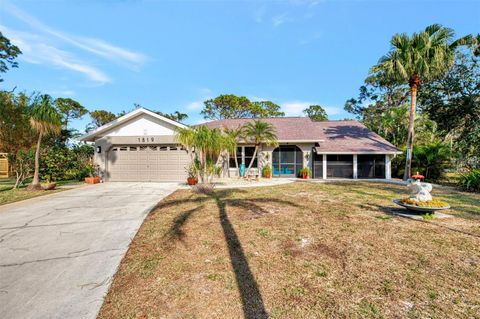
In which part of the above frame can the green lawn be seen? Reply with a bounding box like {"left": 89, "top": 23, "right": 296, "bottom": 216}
{"left": 0, "top": 178, "right": 82, "bottom": 206}
{"left": 98, "top": 181, "right": 480, "bottom": 319}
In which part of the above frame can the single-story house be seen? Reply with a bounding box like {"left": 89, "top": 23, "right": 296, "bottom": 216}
{"left": 80, "top": 107, "right": 401, "bottom": 182}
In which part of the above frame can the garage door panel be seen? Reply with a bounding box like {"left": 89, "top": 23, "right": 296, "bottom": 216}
{"left": 107, "top": 145, "right": 189, "bottom": 182}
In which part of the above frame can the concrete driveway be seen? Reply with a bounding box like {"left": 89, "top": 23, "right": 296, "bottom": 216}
{"left": 0, "top": 182, "right": 179, "bottom": 319}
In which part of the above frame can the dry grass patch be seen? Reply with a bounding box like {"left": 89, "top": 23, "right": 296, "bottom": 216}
{"left": 98, "top": 182, "right": 480, "bottom": 319}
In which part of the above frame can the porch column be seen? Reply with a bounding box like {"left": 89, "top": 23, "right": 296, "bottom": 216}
{"left": 302, "top": 150, "right": 310, "bottom": 168}
{"left": 353, "top": 154, "right": 358, "bottom": 179}
{"left": 385, "top": 154, "right": 392, "bottom": 179}
{"left": 322, "top": 154, "right": 327, "bottom": 179}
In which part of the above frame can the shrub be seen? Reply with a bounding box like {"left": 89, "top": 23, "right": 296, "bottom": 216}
{"left": 262, "top": 165, "right": 272, "bottom": 177}
{"left": 412, "top": 141, "right": 452, "bottom": 181}
{"left": 458, "top": 169, "right": 480, "bottom": 192}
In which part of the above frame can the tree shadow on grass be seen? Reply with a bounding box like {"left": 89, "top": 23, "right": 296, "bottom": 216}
{"left": 155, "top": 188, "right": 302, "bottom": 318}
{"left": 163, "top": 205, "right": 204, "bottom": 242}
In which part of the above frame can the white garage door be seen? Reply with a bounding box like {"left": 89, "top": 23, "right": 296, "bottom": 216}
{"left": 107, "top": 145, "right": 190, "bottom": 182}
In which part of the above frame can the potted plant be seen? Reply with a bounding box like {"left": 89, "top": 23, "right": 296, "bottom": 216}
{"left": 186, "top": 162, "right": 198, "bottom": 186}
{"left": 262, "top": 165, "right": 272, "bottom": 178}
{"left": 84, "top": 164, "right": 100, "bottom": 184}
{"left": 300, "top": 167, "right": 311, "bottom": 179}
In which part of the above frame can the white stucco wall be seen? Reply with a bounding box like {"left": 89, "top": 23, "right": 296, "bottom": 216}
{"left": 102, "top": 114, "right": 177, "bottom": 137}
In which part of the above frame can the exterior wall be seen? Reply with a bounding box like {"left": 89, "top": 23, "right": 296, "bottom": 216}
{"left": 102, "top": 114, "right": 177, "bottom": 137}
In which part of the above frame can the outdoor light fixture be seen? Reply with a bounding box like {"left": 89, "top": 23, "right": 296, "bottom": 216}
{"left": 96, "top": 146, "right": 101, "bottom": 153}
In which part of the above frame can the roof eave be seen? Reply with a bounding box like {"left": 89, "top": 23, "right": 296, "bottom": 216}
{"left": 79, "top": 108, "right": 187, "bottom": 142}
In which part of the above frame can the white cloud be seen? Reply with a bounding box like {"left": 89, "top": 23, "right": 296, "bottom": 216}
{"left": 281, "top": 101, "right": 310, "bottom": 116}
{"left": 3, "top": 1, "right": 147, "bottom": 69}
{"left": 186, "top": 101, "right": 204, "bottom": 111}
{"left": 1, "top": 25, "right": 110, "bottom": 84}
{"left": 48, "top": 90, "right": 75, "bottom": 97}
{"left": 272, "top": 13, "right": 288, "bottom": 27}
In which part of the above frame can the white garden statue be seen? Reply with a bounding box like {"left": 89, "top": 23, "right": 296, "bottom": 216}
{"left": 407, "top": 172, "right": 432, "bottom": 202}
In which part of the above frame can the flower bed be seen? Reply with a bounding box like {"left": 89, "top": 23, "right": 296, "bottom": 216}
{"left": 399, "top": 197, "right": 449, "bottom": 208}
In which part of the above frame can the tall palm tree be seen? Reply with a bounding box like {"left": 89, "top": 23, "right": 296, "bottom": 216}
{"left": 223, "top": 126, "right": 243, "bottom": 177}
{"left": 241, "top": 120, "right": 278, "bottom": 176}
{"left": 372, "top": 24, "right": 470, "bottom": 180}
{"left": 27, "top": 95, "right": 61, "bottom": 190}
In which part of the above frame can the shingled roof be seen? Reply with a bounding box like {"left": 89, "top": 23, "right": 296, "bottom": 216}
{"left": 203, "top": 117, "right": 401, "bottom": 154}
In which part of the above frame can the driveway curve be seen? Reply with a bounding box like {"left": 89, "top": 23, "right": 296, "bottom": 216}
{"left": 0, "top": 182, "right": 179, "bottom": 319}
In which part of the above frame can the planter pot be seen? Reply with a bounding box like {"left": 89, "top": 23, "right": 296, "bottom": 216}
{"left": 187, "top": 177, "right": 198, "bottom": 186}
{"left": 263, "top": 172, "right": 272, "bottom": 179}
{"left": 85, "top": 176, "right": 100, "bottom": 184}
{"left": 302, "top": 173, "right": 308, "bottom": 179}
{"left": 392, "top": 199, "right": 451, "bottom": 213}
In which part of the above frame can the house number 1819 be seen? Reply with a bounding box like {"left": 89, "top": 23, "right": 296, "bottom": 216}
{"left": 137, "top": 137, "right": 154, "bottom": 142}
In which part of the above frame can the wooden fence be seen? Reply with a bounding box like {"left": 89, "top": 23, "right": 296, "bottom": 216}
{"left": 0, "top": 153, "right": 9, "bottom": 178}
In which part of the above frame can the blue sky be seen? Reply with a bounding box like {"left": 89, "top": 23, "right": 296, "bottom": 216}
{"left": 1, "top": 0, "right": 479, "bottom": 132}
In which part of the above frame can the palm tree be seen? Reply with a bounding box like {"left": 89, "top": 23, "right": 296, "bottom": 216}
{"left": 27, "top": 95, "right": 61, "bottom": 190}
{"left": 175, "top": 126, "right": 229, "bottom": 183}
{"left": 175, "top": 127, "right": 195, "bottom": 161}
{"left": 241, "top": 120, "right": 278, "bottom": 176}
{"left": 372, "top": 24, "right": 470, "bottom": 180}
{"left": 223, "top": 126, "right": 243, "bottom": 177}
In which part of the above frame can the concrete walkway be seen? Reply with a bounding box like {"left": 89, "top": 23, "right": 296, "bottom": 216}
{"left": 0, "top": 182, "right": 179, "bottom": 319}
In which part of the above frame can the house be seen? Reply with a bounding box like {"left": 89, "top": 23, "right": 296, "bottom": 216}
{"left": 80, "top": 108, "right": 401, "bottom": 182}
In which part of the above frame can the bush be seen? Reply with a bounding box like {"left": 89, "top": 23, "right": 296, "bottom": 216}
{"left": 412, "top": 141, "right": 452, "bottom": 181}
{"left": 459, "top": 169, "right": 480, "bottom": 192}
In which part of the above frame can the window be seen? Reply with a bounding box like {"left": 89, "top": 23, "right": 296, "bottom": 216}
{"left": 272, "top": 145, "right": 303, "bottom": 177}
{"left": 357, "top": 155, "right": 385, "bottom": 178}
{"left": 313, "top": 153, "right": 323, "bottom": 179}
{"left": 229, "top": 147, "right": 242, "bottom": 168}
{"left": 244, "top": 147, "right": 257, "bottom": 168}
{"left": 327, "top": 155, "right": 353, "bottom": 178}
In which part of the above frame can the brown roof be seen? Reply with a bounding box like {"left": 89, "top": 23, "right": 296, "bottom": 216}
{"left": 203, "top": 117, "right": 400, "bottom": 154}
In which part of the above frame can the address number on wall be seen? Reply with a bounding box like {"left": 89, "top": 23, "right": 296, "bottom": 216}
{"left": 137, "top": 137, "right": 155, "bottom": 142}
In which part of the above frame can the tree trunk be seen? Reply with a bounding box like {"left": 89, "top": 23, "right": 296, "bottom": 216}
{"left": 403, "top": 77, "right": 419, "bottom": 181}
{"left": 245, "top": 145, "right": 259, "bottom": 177}
{"left": 233, "top": 149, "right": 240, "bottom": 178}
{"left": 28, "top": 130, "right": 43, "bottom": 190}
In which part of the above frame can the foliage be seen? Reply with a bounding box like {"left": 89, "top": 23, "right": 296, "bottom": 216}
{"left": 371, "top": 24, "right": 468, "bottom": 180}
{"left": 400, "top": 197, "right": 449, "bottom": 208}
{"left": 262, "top": 165, "right": 272, "bottom": 177}
{"left": 175, "top": 126, "right": 231, "bottom": 183}
{"left": 300, "top": 167, "right": 311, "bottom": 177}
{"left": 412, "top": 141, "right": 452, "bottom": 181}
{"left": 86, "top": 110, "right": 117, "bottom": 131}
{"left": 0, "top": 91, "right": 36, "bottom": 155}
{"left": 241, "top": 120, "right": 278, "bottom": 175}
{"left": 156, "top": 111, "right": 188, "bottom": 122}
{"left": 458, "top": 169, "right": 480, "bottom": 192}
{"left": 0, "top": 31, "right": 22, "bottom": 81}
{"left": 223, "top": 126, "right": 243, "bottom": 176}
{"left": 418, "top": 51, "right": 480, "bottom": 160}
{"left": 54, "top": 98, "right": 88, "bottom": 128}
{"left": 28, "top": 94, "right": 63, "bottom": 189}
{"left": 12, "top": 150, "right": 34, "bottom": 188}
{"left": 201, "top": 94, "right": 284, "bottom": 120}
{"left": 303, "top": 105, "right": 328, "bottom": 121}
